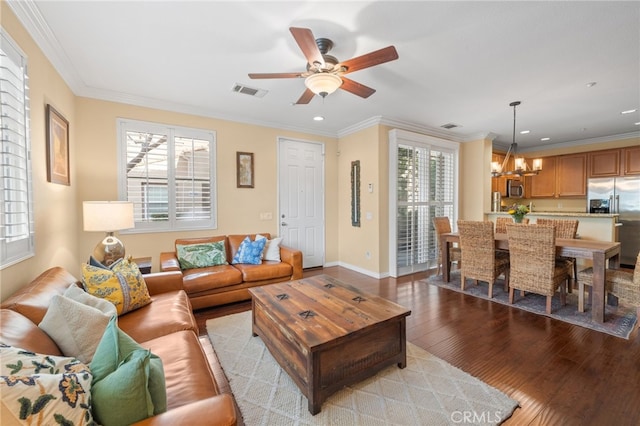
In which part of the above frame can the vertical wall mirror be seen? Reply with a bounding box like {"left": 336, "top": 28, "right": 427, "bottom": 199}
{"left": 351, "top": 160, "right": 361, "bottom": 227}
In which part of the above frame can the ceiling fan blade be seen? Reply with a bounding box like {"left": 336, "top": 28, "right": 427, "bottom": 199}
{"left": 290, "top": 27, "right": 325, "bottom": 67}
{"left": 295, "top": 88, "right": 315, "bottom": 104}
{"left": 340, "top": 46, "right": 399, "bottom": 74}
{"left": 340, "top": 77, "right": 376, "bottom": 98}
{"left": 248, "top": 72, "right": 303, "bottom": 79}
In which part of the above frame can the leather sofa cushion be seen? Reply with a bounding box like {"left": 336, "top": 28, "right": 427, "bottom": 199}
{"left": 233, "top": 261, "right": 293, "bottom": 282}
{"left": 1, "top": 267, "right": 79, "bottom": 324}
{"left": 182, "top": 265, "right": 243, "bottom": 294}
{"left": 117, "top": 290, "right": 198, "bottom": 343}
{"left": 0, "top": 309, "right": 63, "bottom": 356}
{"left": 140, "top": 331, "right": 220, "bottom": 410}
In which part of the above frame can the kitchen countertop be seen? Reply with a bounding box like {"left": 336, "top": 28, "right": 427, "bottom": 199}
{"left": 485, "top": 211, "right": 619, "bottom": 218}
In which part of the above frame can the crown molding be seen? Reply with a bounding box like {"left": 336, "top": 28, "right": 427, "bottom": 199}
{"left": 337, "top": 116, "right": 468, "bottom": 142}
{"left": 79, "top": 85, "right": 339, "bottom": 139}
{"left": 7, "top": 0, "right": 85, "bottom": 92}
{"left": 516, "top": 132, "right": 640, "bottom": 154}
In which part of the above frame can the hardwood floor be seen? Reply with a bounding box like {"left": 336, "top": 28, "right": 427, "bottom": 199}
{"left": 195, "top": 266, "right": 640, "bottom": 425}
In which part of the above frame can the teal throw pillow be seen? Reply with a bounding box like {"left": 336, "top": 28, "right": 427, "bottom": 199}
{"left": 90, "top": 317, "right": 167, "bottom": 425}
{"left": 176, "top": 241, "right": 227, "bottom": 269}
{"left": 232, "top": 236, "right": 267, "bottom": 265}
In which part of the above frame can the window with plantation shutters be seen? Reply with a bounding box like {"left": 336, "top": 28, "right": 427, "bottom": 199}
{"left": 389, "top": 129, "right": 458, "bottom": 277}
{"left": 1, "top": 29, "right": 34, "bottom": 269}
{"left": 117, "top": 119, "right": 216, "bottom": 232}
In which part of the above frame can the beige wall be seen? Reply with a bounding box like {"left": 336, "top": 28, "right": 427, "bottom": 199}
{"left": 1, "top": 3, "right": 79, "bottom": 300}
{"left": 459, "top": 138, "right": 493, "bottom": 221}
{"left": 337, "top": 126, "right": 382, "bottom": 275}
{"left": 74, "top": 98, "right": 339, "bottom": 274}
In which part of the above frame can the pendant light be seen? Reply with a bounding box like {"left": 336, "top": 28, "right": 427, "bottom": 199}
{"left": 491, "top": 101, "right": 542, "bottom": 177}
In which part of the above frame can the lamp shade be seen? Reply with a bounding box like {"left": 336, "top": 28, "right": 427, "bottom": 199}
{"left": 304, "top": 73, "right": 342, "bottom": 97}
{"left": 83, "top": 201, "right": 134, "bottom": 232}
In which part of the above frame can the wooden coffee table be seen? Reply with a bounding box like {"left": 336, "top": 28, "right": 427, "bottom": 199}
{"left": 248, "top": 274, "right": 411, "bottom": 415}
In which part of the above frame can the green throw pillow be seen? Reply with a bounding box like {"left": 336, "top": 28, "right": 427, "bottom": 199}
{"left": 90, "top": 317, "right": 167, "bottom": 425}
{"left": 176, "top": 241, "right": 227, "bottom": 269}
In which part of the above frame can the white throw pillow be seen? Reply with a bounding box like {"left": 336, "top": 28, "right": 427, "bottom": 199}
{"left": 64, "top": 283, "right": 117, "bottom": 317}
{"left": 38, "top": 294, "right": 114, "bottom": 363}
{"left": 256, "top": 234, "right": 283, "bottom": 262}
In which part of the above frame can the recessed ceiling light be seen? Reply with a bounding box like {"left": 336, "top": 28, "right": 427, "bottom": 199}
{"left": 586, "top": 82, "right": 597, "bottom": 88}
{"left": 313, "top": 116, "right": 324, "bottom": 121}
{"left": 541, "top": 137, "right": 551, "bottom": 141}
{"left": 621, "top": 109, "right": 637, "bottom": 114}
{"left": 520, "top": 130, "right": 530, "bottom": 134}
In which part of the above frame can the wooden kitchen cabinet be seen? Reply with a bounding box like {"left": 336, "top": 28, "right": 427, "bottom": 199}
{"left": 528, "top": 156, "right": 556, "bottom": 198}
{"left": 622, "top": 146, "right": 640, "bottom": 175}
{"left": 556, "top": 153, "right": 587, "bottom": 197}
{"left": 491, "top": 152, "right": 508, "bottom": 196}
{"left": 527, "top": 153, "right": 586, "bottom": 198}
{"left": 588, "top": 149, "right": 620, "bottom": 177}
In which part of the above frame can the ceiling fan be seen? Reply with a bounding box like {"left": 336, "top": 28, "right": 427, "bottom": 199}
{"left": 248, "top": 27, "right": 399, "bottom": 104}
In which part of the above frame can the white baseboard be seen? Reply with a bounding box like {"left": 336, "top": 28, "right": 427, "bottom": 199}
{"left": 331, "top": 261, "right": 389, "bottom": 279}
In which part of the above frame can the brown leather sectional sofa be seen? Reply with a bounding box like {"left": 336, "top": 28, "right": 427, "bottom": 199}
{"left": 160, "top": 233, "right": 303, "bottom": 310}
{"left": 0, "top": 267, "right": 237, "bottom": 426}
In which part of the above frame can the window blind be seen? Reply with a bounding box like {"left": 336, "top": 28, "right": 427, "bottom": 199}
{"left": 395, "top": 143, "right": 456, "bottom": 274}
{"left": 1, "top": 29, "right": 34, "bottom": 268}
{"left": 118, "top": 119, "right": 216, "bottom": 232}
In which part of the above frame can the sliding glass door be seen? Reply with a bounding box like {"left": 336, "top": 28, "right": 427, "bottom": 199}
{"left": 389, "top": 130, "right": 458, "bottom": 277}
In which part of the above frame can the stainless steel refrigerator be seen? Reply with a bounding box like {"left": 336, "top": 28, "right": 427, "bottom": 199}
{"left": 588, "top": 177, "right": 640, "bottom": 267}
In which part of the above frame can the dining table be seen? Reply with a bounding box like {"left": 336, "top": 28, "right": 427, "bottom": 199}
{"left": 440, "top": 232, "right": 621, "bottom": 323}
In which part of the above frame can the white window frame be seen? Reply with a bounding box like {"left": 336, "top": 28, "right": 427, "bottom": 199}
{"left": 1, "top": 28, "right": 34, "bottom": 269}
{"left": 117, "top": 118, "right": 217, "bottom": 233}
{"left": 388, "top": 129, "right": 459, "bottom": 277}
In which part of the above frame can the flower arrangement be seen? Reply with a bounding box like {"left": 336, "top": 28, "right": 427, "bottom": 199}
{"left": 507, "top": 204, "right": 529, "bottom": 223}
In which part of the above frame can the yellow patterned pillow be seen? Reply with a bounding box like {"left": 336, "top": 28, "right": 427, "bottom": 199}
{"left": 81, "top": 258, "right": 151, "bottom": 315}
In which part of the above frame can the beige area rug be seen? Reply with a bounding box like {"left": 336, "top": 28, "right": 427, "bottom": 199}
{"left": 207, "top": 311, "right": 518, "bottom": 425}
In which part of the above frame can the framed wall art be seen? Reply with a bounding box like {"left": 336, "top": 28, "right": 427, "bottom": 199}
{"left": 351, "top": 160, "right": 361, "bottom": 227}
{"left": 46, "top": 104, "right": 70, "bottom": 185}
{"left": 236, "top": 151, "right": 254, "bottom": 188}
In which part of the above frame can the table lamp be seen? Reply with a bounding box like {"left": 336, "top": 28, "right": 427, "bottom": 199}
{"left": 83, "top": 201, "right": 134, "bottom": 266}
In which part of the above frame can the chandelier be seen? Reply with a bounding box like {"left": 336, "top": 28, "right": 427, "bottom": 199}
{"left": 491, "top": 101, "right": 542, "bottom": 177}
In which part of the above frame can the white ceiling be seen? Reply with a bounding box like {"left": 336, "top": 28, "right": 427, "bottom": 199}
{"left": 8, "top": 1, "right": 640, "bottom": 151}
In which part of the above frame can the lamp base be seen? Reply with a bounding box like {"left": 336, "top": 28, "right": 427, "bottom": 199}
{"left": 92, "top": 232, "right": 126, "bottom": 266}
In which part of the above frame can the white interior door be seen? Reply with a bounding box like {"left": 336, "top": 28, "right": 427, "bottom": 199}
{"left": 278, "top": 138, "right": 325, "bottom": 268}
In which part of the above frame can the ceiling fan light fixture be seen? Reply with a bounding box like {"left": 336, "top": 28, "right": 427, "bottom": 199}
{"left": 304, "top": 73, "right": 342, "bottom": 98}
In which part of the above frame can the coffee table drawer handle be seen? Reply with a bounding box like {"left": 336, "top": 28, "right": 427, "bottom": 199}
{"left": 352, "top": 296, "right": 366, "bottom": 303}
{"left": 299, "top": 310, "right": 316, "bottom": 319}
{"left": 276, "top": 293, "right": 289, "bottom": 300}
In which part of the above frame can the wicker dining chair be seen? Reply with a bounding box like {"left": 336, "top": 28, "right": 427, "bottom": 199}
{"left": 456, "top": 220, "right": 509, "bottom": 298}
{"left": 577, "top": 253, "right": 640, "bottom": 320}
{"left": 433, "top": 216, "right": 461, "bottom": 276}
{"left": 505, "top": 223, "right": 571, "bottom": 314}
{"left": 495, "top": 216, "right": 529, "bottom": 234}
{"left": 536, "top": 218, "right": 579, "bottom": 293}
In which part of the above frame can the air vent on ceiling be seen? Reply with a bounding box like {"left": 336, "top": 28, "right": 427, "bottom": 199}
{"left": 441, "top": 123, "right": 462, "bottom": 130}
{"left": 232, "top": 83, "right": 268, "bottom": 98}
